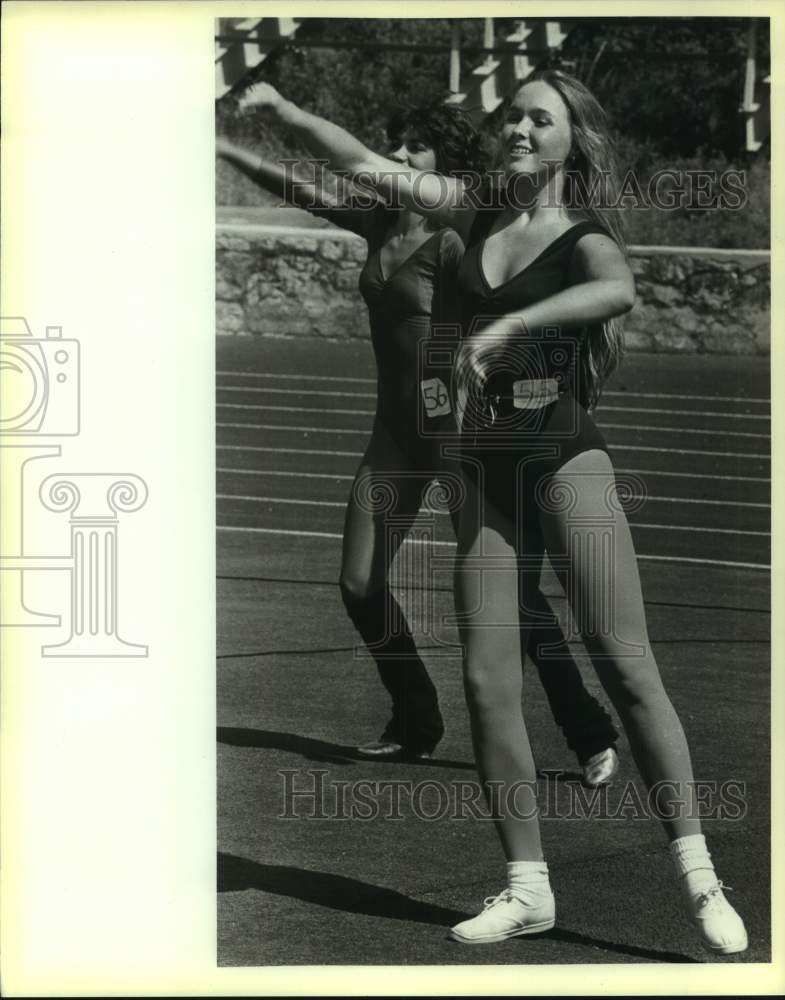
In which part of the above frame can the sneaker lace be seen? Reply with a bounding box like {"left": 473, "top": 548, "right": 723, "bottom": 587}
{"left": 695, "top": 881, "right": 733, "bottom": 911}
{"left": 482, "top": 890, "right": 514, "bottom": 910}
{"left": 482, "top": 888, "right": 539, "bottom": 910}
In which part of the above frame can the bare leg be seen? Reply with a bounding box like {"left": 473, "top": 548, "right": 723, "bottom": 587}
{"left": 537, "top": 449, "right": 701, "bottom": 839}
{"left": 436, "top": 449, "right": 617, "bottom": 767}
{"left": 454, "top": 475, "right": 545, "bottom": 860}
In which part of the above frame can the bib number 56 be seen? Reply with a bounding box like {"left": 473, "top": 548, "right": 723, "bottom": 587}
{"left": 420, "top": 377, "right": 451, "bottom": 417}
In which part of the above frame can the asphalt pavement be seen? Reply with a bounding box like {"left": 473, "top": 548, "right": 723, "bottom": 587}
{"left": 217, "top": 335, "right": 770, "bottom": 966}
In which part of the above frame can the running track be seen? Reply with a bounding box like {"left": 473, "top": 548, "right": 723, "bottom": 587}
{"left": 217, "top": 336, "right": 770, "bottom": 967}
{"left": 217, "top": 338, "right": 769, "bottom": 569}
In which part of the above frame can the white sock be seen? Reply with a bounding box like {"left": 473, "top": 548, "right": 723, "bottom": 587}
{"left": 507, "top": 860, "right": 551, "bottom": 902}
{"left": 669, "top": 834, "right": 718, "bottom": 898}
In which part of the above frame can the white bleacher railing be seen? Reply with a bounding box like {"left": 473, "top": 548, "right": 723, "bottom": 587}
{"left": 215, "top": 18, "right": 301, "bottom": 100}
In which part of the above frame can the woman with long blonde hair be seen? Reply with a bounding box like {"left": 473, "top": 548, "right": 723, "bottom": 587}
{"left": 239, "top": 69, "right": 748, "bottom": 954}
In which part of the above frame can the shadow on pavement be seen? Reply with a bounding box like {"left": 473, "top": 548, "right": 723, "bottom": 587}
{"left": 217, "top": 853, "right": 699, "bottom": 963}
{"left": 535, "top": 926, "right": 698, "bottom": 964}
{"left": 218, "top": 852, "right": 469, "bottom": 925}
{"left": 217, "top": 726, "right": 477, "bottom": 771}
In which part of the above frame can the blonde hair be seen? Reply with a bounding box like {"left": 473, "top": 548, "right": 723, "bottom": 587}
{"left": 525, "top": 68, "right": 628, "bottom": 409}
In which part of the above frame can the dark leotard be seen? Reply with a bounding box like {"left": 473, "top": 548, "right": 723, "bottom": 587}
{"left": 457, "top": 213, "right": 611, "bottom": 522}
{"left": 314, "top": 202, "right": 463, "bottom": 466}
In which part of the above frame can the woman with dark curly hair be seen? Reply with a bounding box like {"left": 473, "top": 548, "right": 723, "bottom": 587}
{"left": 383, "top": 101, "right": 488, "bottom": 178}
{"left": 218, "top": 97, "right": 619, "bottom": 783}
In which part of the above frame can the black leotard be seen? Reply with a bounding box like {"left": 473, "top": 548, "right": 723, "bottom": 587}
{"left": 457, "top": 213, "right": 611, "bottom": 522}
{"left": 314, "top": 202, "right": 463, "bottom": 466}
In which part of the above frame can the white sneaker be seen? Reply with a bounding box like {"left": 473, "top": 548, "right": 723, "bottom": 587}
{"left": 687, "top": 881, "right": 748, "bottom": 955}
{"left": 449, "top": 888, "right": 555, "bottom": 944}
{"left": 582, "top": 747, "right": 618, "bottom": 787}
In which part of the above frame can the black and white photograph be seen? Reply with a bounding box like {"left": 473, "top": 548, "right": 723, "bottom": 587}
{"left": 1, "top": 3, "right": 782, "bottom": 996}
{"left": 215, "top": 14, "right": 772, "bottom": 968}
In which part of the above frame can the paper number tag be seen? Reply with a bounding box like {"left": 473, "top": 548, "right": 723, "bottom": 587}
{"left": 420, "top": 377, "right": 451, "bottom": 417}
{"left": 512, "top": 379, "right": 559, "bottom": 410}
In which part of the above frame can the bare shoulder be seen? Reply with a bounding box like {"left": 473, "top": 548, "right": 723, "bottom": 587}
{"left": 570, "top": 229, "right": 630, "bottom": 280}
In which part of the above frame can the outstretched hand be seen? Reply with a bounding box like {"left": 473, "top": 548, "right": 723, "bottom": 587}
{"left": 237, "top": 81, "right": 284, "bottom": 114}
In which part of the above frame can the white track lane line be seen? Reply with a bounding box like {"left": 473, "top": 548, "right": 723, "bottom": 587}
{"left": 217, "top": 370, "right": 375, "bottom": 384}
{"left": 215, "top": 458, "right": 771, "bottom": 483}
{"left": 217, "top": 371, "right": 770, "bottom": 406}
{"left": 218, "top": 468, "right": 356, "bottom": 480}
{"left": 220, "top": 403, "right": 376, "bottom": 416}
{"left": 217, "top": 419, "right": 769, "bottom": 441}
{"left": 216, "top": 525, "right": 768, "bottom": 571}
{"left": 218, "top": 390, "right": 770, "bottom": 422}
{"left": 598, "top": 422, "right": 767, "bottom": 439}
{"left": 621, "top": 494, "right": 769, "bottom": 509}
{"left": 216, "top": 441, "right": 769, "bottom": 460}
{"left": 217, "top": 400, "right": 769, "bottom": 422}
{"left": 609, "top": 443, "right": 768, "bottom": 458}
{"left": 220, "top": 386, "right": 378, "bottom": 398}
{"left": 598, "top": 406, "right": 768, "bottom": 420}
{"left": 219, "top": 422, "right": 366, "bottom": 435}
{"left": 614, "top": 467, "right": 769, "bottom": 484}
{"left": 218, "top": 444, "right": 361, "bottom": 457}
{"left": 219, "top": 494, "right": 345, "bottom": 506}
{"left": 217, "top": 470, "right": 769, "bottom": 506}
{"left": 217, "top": 492, "right": 769, "bottom": 512}
{"left": 628, "top": 523, "right": 768, "bottom": 536}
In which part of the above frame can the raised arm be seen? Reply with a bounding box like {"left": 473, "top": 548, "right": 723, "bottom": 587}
{"left": 238, "top": 82, "right": 472, "bottom": 233}
{"left": 217, "top": 137, "right": 346, "bottom": 212}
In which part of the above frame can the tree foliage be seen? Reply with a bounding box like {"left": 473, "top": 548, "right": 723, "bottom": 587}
{"left": 216, "top": 16, "right": 770, "bottom": 246}
{"left": 218, "top": 16, "right": 769, "bottom": 160}
{"left": 561, "top": 17, "right": 770, "bottom": 159}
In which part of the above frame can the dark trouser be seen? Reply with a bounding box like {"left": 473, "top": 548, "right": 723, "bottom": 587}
{"left": 526, "top": 617, "right": 618, "bottom": 764}
{"left": 340, "top": 580, "right": 615, "bottom": 761}
{"left": 340, "top": 582, "right": 444, "bottom": 754}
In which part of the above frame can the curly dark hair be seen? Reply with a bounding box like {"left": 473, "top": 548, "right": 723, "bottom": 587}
{"left": 385, "top": 101, "right": 488, "bottom": 177}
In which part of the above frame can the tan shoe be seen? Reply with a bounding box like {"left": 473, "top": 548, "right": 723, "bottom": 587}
{"left": 356, "top": 740, "right": 431, "bottom": 760}
{"left": 582, "top": 747, "right": 619, "bottom": 787}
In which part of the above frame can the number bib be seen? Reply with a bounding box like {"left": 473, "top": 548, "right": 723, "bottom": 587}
{"left": 420, "top": 377, "right": 451, "bottom": 417}
{"left": 512, "top": 378, "right": 560, "bottom": 410}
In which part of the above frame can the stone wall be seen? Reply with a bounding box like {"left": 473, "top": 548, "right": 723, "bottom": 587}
{"left": 625, "top": 250, "right": 770, "bottom": 354}
{"left": 217, "top": 214, "right": 770, "bottom": 354}
{"left": 217, "top": 225, "right": 370, "bottom": 340}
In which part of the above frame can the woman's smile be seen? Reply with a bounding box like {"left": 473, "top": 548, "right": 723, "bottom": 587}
{"left": 501, "top": 80, "right": 573, "bottom": 179}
